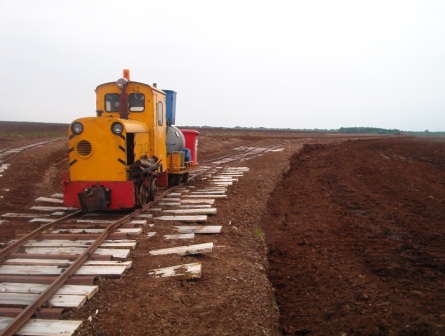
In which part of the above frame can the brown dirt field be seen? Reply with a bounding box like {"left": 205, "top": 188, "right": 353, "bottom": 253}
{"left": 262, "top": 137, "right": 445, "bottom": 336}
{"left": 0, "top": 121, "right": 444, "bottom": 335}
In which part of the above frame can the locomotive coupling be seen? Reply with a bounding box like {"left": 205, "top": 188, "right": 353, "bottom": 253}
{"left": 78, "top": 185, "right": 111, "bottom": 212}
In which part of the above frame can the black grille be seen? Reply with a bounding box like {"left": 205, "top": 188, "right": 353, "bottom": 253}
{"left": 76, "top": 140, "right": 92, "bottom": 156}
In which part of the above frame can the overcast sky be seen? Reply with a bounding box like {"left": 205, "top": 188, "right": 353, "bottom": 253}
{"left": 1, "top": 0, "right": 444, "bottom": 131}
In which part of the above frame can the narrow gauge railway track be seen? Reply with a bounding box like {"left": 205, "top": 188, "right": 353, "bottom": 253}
{"left": 0, "top": 139, "right": 64, "bottom": 164}
{"left": 0, "top": 144, "right": 283, "bottom": 335}
{"left": 0, "top": 138, "right": 64, "bottom": 178}
{"left": 0, "top": 187, "right": 175, "bottom": 336}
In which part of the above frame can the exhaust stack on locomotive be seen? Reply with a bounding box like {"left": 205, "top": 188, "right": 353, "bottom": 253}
{"left": 63, "top": 70, "right": 199, "bottom": 212}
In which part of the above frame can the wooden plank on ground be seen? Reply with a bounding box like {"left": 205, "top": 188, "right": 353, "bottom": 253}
{"left": 29, "top": 218, "right": 58, "bottom": 223}
{"left": 30, "top": 206, "right": 75, "bottom": 211}
{"left": 135, "top": 213, "right": 153, "bottom": 219}
{"left": 164, "top": 233, "right": 195, "bottom": 240}
{"left": 51, "top": 211, "right": 65, "bottom": 216}
{"left": 17, "top": 239, "right": 135, "bottom": 248}
{"left": 84, "top": 260, "right": 132, "bottom": 269}
{"left": 162, "top": 208, "right": 217, "bottom": 215}
{"left": 3, "top": 259, "right": 71, "bottom": 266}
{"left": 179, "top": 204, "right": 212, "bottom": 208}
{"left": 75, "top": 265, "right": 128, "bottom": 276}
{"left": 211, "top": 182, "right": 233, "bottom": 186}
{"left": 74, "top": 219, "right": 114, "bottom": 224}
{"left": 161, "top": 197, "right": 181, "bottom": 202}
{"left": 22, "top": 240, "right": 94, "bottom": 248}
{"left": 157, "top": 202, "right": 181, "bottom": 206}
{"left": 1, "top": 213, "right": 48, "bottom": 218}
{"left": 148, "top": 262, "right": 201, "bottom": 279}
{"left": 0, "top": 293, "right": 86, "bottom": 308}
{"left": 100, "top": 241, "right": 137, "bottom": 249}
{"left": 190, "top": 191, "right": 226, "bottom": 195}
{"left": 130, "top": 219, "right": 147, "bottom": 225}
{"left": 149, "top": 242, "right": 213, "bottom": 256}
{"left": 49, "top": 228, "right": 142, "bottom": 235}
{"left": 154, "top": 215, "right": 207, "bottom": 222}
{"left": 165, "top": 192, "right": 181, "bottom": 197}
{"left": 181, "top": 199, "right": 215, "bottom": 204}
{"left": 35, "top": 197, "right": 64, "bottom": 204}
{"left": 183, "top": 194, "right": 226, "bottom": 198}
{"left": 175, "top": 226, "right": 222, "bottom": 234}
{"left": 211, "top": 177, "right": 238, "bottom": 181}
{"left": 0, "top": 275, "right": 96, "bottom": 286}
{"left": 0, "top": 265, "right": 63, "bottom": 275}
{"left": 90, "top": 248, "right": 131, "bottom": 258}
{"left": 0, "top": 283, "right": 98, "bottom": 299}
{"left": 0, "top": 318, "right": 82, "bottom": 335}
{"left": 24, "top": 247, "right": 130, "bottom": 259}
{"left": 0, "top": 264, "right": 127, "bottom": 277}
{"left": 225, "top": 166, "right": 249, "bottom": 171}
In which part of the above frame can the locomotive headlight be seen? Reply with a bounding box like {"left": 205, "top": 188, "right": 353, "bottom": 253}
{"left": 71, "top": 122, "right": 83, "bottom": 135}
{"left": 116, "top": 77, "right": 128, "bottom": 90}
{"left": 111, "top": 122, "right": 124, "bottom": 135}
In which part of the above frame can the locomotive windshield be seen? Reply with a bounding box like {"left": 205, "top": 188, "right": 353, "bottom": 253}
{"left": 129, "top": 93, "right": 145, "bottom": 112}
{"left": 104, "top": 93, "right": 145, "bottom": 112}
{"left": 105, "top": 93, "right": 120, "bottom": 112}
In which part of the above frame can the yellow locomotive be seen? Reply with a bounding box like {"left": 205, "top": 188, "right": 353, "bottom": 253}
{"left": 63, "top": 70, "right": 199, "bottom": 211}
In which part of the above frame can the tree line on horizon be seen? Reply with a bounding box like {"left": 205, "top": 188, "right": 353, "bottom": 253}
{"left": 189, "top": 125, "right": 445, "bottom": 136}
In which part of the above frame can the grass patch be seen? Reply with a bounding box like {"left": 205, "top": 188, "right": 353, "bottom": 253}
{"left": 254, "top": 226, "right": 265, "bottom": 241}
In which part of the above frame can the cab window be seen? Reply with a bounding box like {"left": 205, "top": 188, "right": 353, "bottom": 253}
{"left": 129, "top": 93, "right": 145, "bottom": 112}
{"left": 157, "top": 101, "right": 163, "bottom": 126}
{"left": 105, "top": 94, "right": 120, "bottom": 112}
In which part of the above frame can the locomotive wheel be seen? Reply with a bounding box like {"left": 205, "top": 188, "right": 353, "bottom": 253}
{"left": 148, "top": 178, "right": 158, "bottom": 201}
{"left": 137, "top": 182, "right": 149, "bottom": 207}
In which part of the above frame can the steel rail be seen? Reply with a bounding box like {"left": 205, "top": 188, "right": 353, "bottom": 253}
{"left": 0, "top": 210, "right": 83, "bottom": 260}
{"left": 0, "top": 138, "right": 64, "bottom": 164}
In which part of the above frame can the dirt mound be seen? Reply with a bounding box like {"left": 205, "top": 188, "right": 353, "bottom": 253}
{"left": 262, "top": 137, "right": 445, "bottom": 335}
